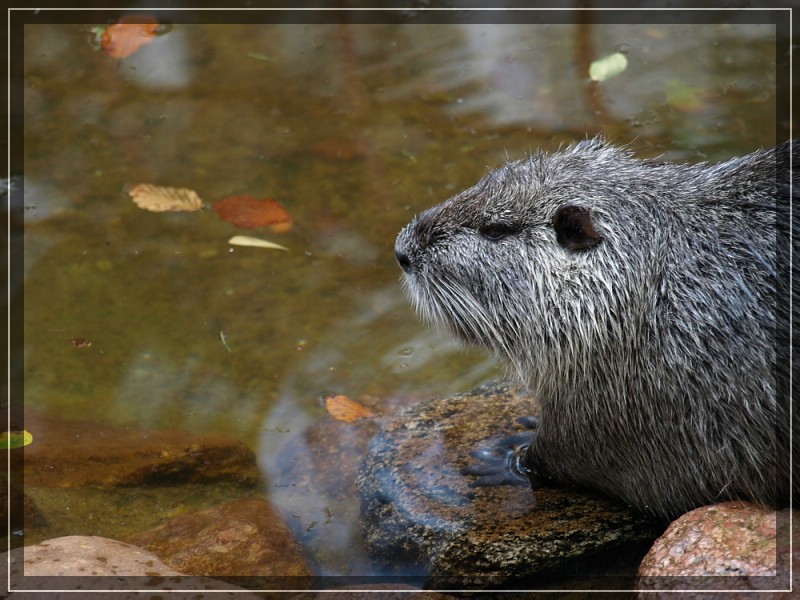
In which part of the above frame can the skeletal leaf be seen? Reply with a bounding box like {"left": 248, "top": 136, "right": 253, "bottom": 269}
{"left": 589, "top": 52, "right": 628, "bottom": 82}
{"left": 129, "top": 184, "right": 204, "bottom": 212}
{"left": 228, "top": 235, "right": 288, "bottom": 251}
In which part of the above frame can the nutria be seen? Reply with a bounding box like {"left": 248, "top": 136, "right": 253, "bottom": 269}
{"left": 394, "top": 138, "right": 795, "bottom": 518}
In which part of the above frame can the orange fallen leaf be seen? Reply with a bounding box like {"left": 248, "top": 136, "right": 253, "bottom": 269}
{"left": 101, "top": 15, "right": 162, "bottom": 59}
{"left": 129, "top": 184, "right": 204, "bottom": 212}
{"left": 214, "top": 195, "right": 293, "bottom": 230}
{"left": 324, "top": 395, "right": 375, "bottom": 422}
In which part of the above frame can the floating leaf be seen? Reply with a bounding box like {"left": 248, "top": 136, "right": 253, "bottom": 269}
{"left": 214, "top": 195, "right": 293, "bottom": 229}
{"left": 589, "top": 52, "right": 628, "bottom": 82}
{"left": 1, "top": 430, "right": 33, "bottom": 450}
{"left": 228, "top": 235, "right": 288, "bottom": 251}
{"left": 101, "top": 15, "right": 163, "bottom": 59}
{"left": 69, "top": 337, "right": 92, "bottom": 348}
{"left": 324, "top": 395, "right": 375, "bottom": 422}
{"left": 247, "top": 52, "right": 277, "bottom": 62}
{"left": 129, "top": 184, "right": 204, "bottom": 212}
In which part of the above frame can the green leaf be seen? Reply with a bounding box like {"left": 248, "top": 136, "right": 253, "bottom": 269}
{"left": 1, "top": 430, "right": 33, "bottom": 450}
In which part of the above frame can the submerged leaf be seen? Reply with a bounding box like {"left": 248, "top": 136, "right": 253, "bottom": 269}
{"left": 214, "top": 195, "right": 293, "bottom": 229}
{"left": 324, "top": 395, "right": 375, "bottom": 422}
{"left": 129, "top": 184, "right": 204, "bottom": 212}
{"left": 247, "top": 52, "right": 277, "bottom": 62}
{"left": 1, "top": 430, "right": 33, "bottom": 450}
{"left": 665, "top": 80, "right": 705, "bottom": 112}
{"left": 228, "top": 235, "right": 288, "bottom": 251}
{"left": 589, "top": 52, "right": 628, "bottom": 82}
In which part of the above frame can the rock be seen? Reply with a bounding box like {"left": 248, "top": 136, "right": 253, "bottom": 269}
{"left": 3, "top": 535, "right": 263, "bottom": 597}
{"left": 291, "top": 583, "right": 455, "bottom": 599}
{"left": 357, "top": 382, "right": 665, "bottom": 588}
{"left": 127, "top": 498, "right": 314, "bottom": 589}
{"left": 9, "top": 535, "right": 184, "bottom": 577}
{"left": 23, "top": 409, "right": 259, "bottom": 488}
{"left": 1, "top": 485, "right": 47, "bottom": 536}
{"left": 637, "top": 502, "right": 796, "bottom": 597}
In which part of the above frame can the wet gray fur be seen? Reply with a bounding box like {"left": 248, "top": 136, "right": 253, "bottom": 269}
{"left": 395, "top": 138, "right": 795, "bottom": 518}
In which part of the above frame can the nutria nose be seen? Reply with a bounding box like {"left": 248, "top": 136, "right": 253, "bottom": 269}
{"left": 395, "top": 248, "right": 412, "bottom": 273}
{"left": 395, "top": 226, "right": 415, "bottom": 273}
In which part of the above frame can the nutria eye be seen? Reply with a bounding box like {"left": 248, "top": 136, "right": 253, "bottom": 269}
{"left": 479, "top": 223, "right": 516, "bottom": 241}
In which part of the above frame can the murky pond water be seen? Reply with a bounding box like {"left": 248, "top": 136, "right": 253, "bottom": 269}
{"left": 12, "top": 11, "right": 783, "bottom": 588}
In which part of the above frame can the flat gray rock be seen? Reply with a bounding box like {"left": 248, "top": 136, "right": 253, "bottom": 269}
{"left": 357, "top": 383, "right": 665, "bottom": 588}
{"left": 4, "top": 535, "right": 262, "bottom": 597}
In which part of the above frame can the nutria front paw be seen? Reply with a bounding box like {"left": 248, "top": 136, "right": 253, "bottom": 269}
{"left": 460, "top": 416, "right": 540, "bottom": 487}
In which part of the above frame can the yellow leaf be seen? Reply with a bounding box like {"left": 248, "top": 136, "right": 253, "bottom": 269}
{"left": 228, "top": 235, "right": 288, "bottom": 251}
{"left": 129, "top": 184, "right": 204, "bottom": 212}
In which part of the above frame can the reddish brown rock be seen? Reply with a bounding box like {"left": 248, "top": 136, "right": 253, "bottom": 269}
{"left": 127, "top": 498, "right": 314, "bottom": 589}
{"left": 23, "top": 409, "right": 259, "bottom": 488}
{"left": 637, "top": 502, "right": 796, "bottom": 597}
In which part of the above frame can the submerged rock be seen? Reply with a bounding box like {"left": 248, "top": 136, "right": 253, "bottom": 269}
{"left": 637, "top": 502, "right": 796, "bottom": 597}
{"left": 126, "top": 498, "right": 314, "bottom": 589}
{"left": 266, "top": 393, "right": 419, "bottom": 578}
{"left": 23, "top": 409, "right": 259, "bottom": 488}
{"left": 357, "top": 383, "right": 665, "bottom": 588}
{"left": 1, "top": 486, "right": 47, "bottom": 535}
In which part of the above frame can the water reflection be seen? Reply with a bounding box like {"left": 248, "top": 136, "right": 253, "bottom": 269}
{"left": 110, "top": 25, "right": 189, "bottom": 89}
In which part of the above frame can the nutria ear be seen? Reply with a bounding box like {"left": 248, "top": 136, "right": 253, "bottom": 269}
{"left": 552, "top": 205, "right": 602, "bottom": 250}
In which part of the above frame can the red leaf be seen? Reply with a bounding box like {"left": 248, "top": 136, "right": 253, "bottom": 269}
{"left": 101, "top": 15, "right": 161, "bottom": 59}
{"left": 214, "top": 195, "right": 293, "bottom": 230}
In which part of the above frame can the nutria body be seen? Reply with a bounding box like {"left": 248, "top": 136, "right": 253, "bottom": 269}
{"left": 394, "top": 139, "right": 794, "bottom": 518}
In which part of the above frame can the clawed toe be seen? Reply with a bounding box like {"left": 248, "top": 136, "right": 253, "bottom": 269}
{"left": 461, "top": 433, "right": 534, "bottom": 487}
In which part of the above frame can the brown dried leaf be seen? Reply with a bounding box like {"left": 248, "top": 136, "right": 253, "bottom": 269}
{"left": 214, "top": 195, "right": 292, "bottom": 229}
{"left": 325, "top": 395, "right": 375, "bottom": 422}
{"left": 129, "top": 184, "right": 204, "bottom": 212}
